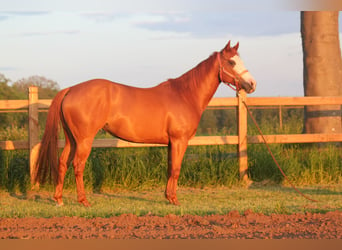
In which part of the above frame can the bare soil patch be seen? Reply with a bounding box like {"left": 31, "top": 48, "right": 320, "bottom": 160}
{"left": 1, "top": 210, "right": 341, "bottom": 239}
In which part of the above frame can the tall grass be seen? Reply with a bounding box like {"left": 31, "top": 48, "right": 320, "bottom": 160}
{"left": 0, "top": 107, "right": 341, "bottom": 194}
{"left": 61, "top": 145, "right": 240, "bottom": 192}
{"left": 248, "top": 144, "right": 342, "bottom": 185}
{"left": 0, "top": 125, "right": 28, "bottom": 141}
{"left": 1, "top": 143, "right": 341, "bottom": 195}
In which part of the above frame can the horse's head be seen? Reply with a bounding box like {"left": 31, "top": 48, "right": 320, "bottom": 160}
{"left": 218, "top": 41, "right": 256, "bottom": 94}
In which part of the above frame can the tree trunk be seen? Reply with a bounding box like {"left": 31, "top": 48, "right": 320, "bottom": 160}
{"left": 301, "top": 11, "right": 342, "bottom": 134}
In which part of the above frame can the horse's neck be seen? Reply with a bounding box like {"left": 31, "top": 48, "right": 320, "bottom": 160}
{"left": 167, "top": 53, "right": 220, "bottom": 112}
{"left": 190, "top": 53, "right": 220, "bottom": 112}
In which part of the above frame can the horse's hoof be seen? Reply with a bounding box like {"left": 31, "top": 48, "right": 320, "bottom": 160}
{"left": 168, "top": 198, "right": 180, "bottom": 206}
{"left": 54, "top": 197, "right": 64, "bottom": 207}
{"left": 56, "top": 202, "right": 64, "bottom": 207}
{"left": 172, "top": 201, "right": 181, "bottom": 206}
{"left": 79, "top": 200, "right": 91, "bottom": 207}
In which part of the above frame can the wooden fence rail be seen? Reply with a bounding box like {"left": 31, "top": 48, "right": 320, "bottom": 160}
{"left": 1, "top": 86, "right": 342, "bottom": 182}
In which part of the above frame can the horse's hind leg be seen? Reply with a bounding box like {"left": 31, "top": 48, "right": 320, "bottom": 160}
{"left": 54, "top": 135, "right": 74, "bottom": 206}
{"left": 73, "top": 138, "right": 93, "bottom": 207}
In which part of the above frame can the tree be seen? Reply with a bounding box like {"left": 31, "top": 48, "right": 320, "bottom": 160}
{"left": 301, "top": 11, "right": 342, "bottom": 134}
{"left": 0, "top": 74, "right": 24, "bottom": 128}
{"left": 0, "top": 74, "right": 19, "bottom": 100}
{"left": 0, "top": 74, "right": 60, "bottom": 128}
{"left": 13, "top": 75, "right": 60, "bottom": 99}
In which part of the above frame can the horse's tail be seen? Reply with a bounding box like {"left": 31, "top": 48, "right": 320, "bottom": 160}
{"left": 34, "top": 87, "right": 70, "bottom": 185}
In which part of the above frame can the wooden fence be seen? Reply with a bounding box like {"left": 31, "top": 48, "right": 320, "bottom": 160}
{"left": 1, "top": 86, "right": 342, "bottom": 182}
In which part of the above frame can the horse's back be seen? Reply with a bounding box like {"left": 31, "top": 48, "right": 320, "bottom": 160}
{"left": 60, "top": 79, "right": 171, "bottom": 143}
{"left": 60, "top": 78, "right": 198, "bottom": 144}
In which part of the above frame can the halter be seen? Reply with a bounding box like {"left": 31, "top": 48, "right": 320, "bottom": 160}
{"left": 217, "top": 52, "right": 249, "bottom": 92}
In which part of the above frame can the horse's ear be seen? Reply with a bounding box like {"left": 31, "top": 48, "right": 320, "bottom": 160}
{"left": 233, "top": 42, "right": 239, "bottom": 51}
{"left": 224, "top": 40, "right": 231, "bottom": 51}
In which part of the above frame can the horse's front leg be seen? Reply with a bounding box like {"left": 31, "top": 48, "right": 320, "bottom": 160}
{"left": 165, "top": 138, "right": 188, "bottom": 205}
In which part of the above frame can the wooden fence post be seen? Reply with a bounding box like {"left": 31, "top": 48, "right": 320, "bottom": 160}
{"left": 279, "top": 105, "right": 283, "bottom": 131}
{"left": 28, "top": 86, "right": 40, "bottom": 184}
{"left": 237, "top": 90, "right": 249, "bottom": 181}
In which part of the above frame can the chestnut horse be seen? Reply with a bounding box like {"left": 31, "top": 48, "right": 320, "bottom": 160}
{"left": 34, "top": 41, "right": 256, "bottom": 207}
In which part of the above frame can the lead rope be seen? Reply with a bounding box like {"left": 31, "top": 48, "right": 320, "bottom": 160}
{"left": 240, "top": 96, "right": 318, "bottom": 202}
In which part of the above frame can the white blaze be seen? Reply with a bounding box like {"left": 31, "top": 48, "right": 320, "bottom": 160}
{"left": 230, "top": 55, "right": 256, "bottom": 91}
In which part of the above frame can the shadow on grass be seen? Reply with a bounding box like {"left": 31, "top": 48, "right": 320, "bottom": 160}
{"left": 9, "top": 191, "right": 57, "bottom": 206}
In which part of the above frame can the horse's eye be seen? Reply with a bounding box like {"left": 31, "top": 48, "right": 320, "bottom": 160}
{"left": 228, "top": 59, "right": 236, "bottom": 66}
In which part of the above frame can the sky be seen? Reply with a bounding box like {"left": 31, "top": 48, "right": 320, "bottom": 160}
{"left": 0, "top": 1, "right": 341, "bottom": 97}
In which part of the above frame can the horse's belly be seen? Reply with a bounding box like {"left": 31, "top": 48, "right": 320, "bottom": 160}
{"left": 103, "top": 118, "right": 169, "bottom": 145}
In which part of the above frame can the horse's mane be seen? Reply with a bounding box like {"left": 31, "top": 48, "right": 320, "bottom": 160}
{"left": 161, "top": 46, "right": 238, "bottom": 97}
{"left": 165, "top": 52, "right": 218, "bottom": 93}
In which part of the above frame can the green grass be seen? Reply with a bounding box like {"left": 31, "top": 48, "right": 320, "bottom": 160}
{"left": 0, "top": 185, "right": 341, "bottom": 218}
{"left": 2, "top": 107, "right": 340, "bottom": 192}
{"left": 0, "top": 125, "right": 28, "bottom": 141}
{"left": 1, "top": 143, "right": 341, "bottom": 194}
{"left": 0, "top": 107, "right": 341, "bottom": 218}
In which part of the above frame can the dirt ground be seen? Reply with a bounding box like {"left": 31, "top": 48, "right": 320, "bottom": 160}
{"left": 0, "top": 210, "right": 341, "bottom": 239}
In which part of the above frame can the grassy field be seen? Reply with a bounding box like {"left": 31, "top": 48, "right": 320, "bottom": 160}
{"left": 0, "top": 108, "right": 341, "bottom": 218}
{"left": 0, "top": 184, "right": 341, "bottom": 218}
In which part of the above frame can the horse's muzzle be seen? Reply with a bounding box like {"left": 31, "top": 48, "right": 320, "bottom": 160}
{"left": 241, "top": 79, "right": 256, "bottom": 94}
